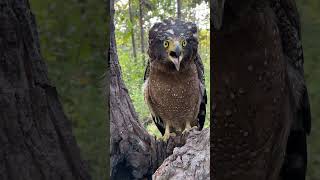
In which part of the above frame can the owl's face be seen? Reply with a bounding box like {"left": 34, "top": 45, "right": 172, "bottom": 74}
{"left": 148, "top": 19, "right": 199, "bottom": 71}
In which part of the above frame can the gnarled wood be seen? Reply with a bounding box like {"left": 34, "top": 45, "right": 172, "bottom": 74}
{"left": 153, "top": 129, "right": 210, "bottom": 180}
{"left": 0, "top": 0, "right": 90, "bottom": 179}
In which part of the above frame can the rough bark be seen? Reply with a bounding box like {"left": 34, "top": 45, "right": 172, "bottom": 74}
{"left": 109, "top": 0, "right": 209, "bottom": 179}
{"left": 128, "top": 0, "right": 137, "bottom": 60}
{"left": 211, "top": 2, "right": 291, "bottom": 180}
{"left": 153, "top": 129, "right": 210, "bottom": 180}
{"left": 0, "top": 0, "right": 91, "bottom": 180}
{"left": 138, "top": 0, "right": 145, "bottom": 63}
{"left": 106, "top": 0, "right": 111, "bottom": 177}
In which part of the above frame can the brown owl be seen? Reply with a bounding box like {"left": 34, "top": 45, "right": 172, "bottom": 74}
{"left": 143, "top": 18, "right": 207, "bottom": 141}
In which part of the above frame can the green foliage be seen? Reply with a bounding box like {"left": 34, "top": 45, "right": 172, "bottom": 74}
{"left": 115, "top": 0, "right": 210, "bottom": 137}
{"left": 30, "top": 1, "right": 107, "bottom": 179}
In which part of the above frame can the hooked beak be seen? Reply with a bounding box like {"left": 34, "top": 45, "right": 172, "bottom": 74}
{"left": 212, "top": 0, "right": 226, "bottom": 30}
{"left": 168, "top": 43, "right": 182, "bottom": 71}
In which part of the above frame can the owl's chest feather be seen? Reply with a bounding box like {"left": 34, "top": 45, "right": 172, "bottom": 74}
{"left": 148, "top": 63, "right": 200, "bottom": 120}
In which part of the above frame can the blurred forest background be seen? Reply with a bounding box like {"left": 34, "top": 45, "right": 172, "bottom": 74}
{"left": 298, "top": 1, "right": 320, "bottom": 179}
{"left": 114, "top": 0, "right": 210, "bottom": 137}
{"left": 29, "top": 0, "right": 107, "bottom": 180}
{"left": 29, "top": 0, "right": 319, "bottom": 179}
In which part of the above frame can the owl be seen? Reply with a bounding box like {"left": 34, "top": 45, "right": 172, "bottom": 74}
{"left": 143, "top": 18, "right": 207, "bottom": 141}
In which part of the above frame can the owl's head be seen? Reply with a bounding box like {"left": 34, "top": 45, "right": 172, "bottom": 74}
{"left": 148, "top": 18, "right": 199, "bottom": 71}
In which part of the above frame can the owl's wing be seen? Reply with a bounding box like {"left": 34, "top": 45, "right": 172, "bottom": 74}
{"left": 144, "top": 60, "right": 165, "bottom": 135}
{"left": 275, "top": 0, "right": 311, "bottom": 135}
{"left": 194, "top": 54, "right": 207, "bottom": 130}
{"left": 273, "top": 0, "right": 311, "bottom": 179}
{"left": 143, "top": 60, "right": 151, "bottom": 81}
{"left": 275, "top": 0, "right": 311, "bottom": 132}
{"left": 151, "top": 116, "right": 165, "bottom": 136}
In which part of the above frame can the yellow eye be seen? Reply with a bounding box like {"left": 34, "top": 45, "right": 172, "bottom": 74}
{"left": 163, "top": 40, "right": 169, "bottom": 48}
{"left": 181, "top": 40, "right": 187, "bottom": 47}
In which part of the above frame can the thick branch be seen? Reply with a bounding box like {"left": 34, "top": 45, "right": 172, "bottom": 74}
{"left": 0, "top": 0, "right": 90, "bottom": 179}
{"left": 153, "top": 129, "right": 210, "bottom": 180}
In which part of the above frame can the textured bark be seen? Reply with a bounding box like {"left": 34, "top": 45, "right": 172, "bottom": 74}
{"left": 106, "top": 0, "right": 111, "bottom": 177}
{"left": 0, "top": 0, "right": 90, "bottom": 180}
{"left": 153, "top": 129, "right": 210, "bottom": 180}
{"left": 109, "top": 0, "right": 209, "bottom": 179}
{"left": 211, "top": 1, "right": 291, "bottom": 180}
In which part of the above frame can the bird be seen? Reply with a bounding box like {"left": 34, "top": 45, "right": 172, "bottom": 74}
{"left": 271, "top": 0, "right": 311, "bottom": 179}
{"left": 143, "top": 18, "right": 207, "bottom": 141}
{"left": 211, "top": 0, "right": 310, "bottom": 179}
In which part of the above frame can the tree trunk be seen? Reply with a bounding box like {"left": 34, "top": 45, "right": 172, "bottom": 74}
{"left": 106, "top": 0, "right": 111, "bottom": 177}
{"left": 211, "top": 2, "right": 291, "bottom": 180}
{"left": 129, "top": 0, "right": 137, "bottom": 60}
{"left": 109, "top": 0, "right": 209, "bottom": 179}
{"left": 138, "top": 0, "right": 145, "bottom": 63}
{"left": 177, "top": 0, "right": 181, "bottom": 19}
{"left": 0, "top": 0, "right": 91, "bottom": 180}
{"left": 153, "top": 129, "right": 210, "bottom": 180}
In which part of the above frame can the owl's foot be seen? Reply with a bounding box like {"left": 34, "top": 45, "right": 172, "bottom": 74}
{"left": 182, "top": 122, "right": 192, "bottom": 134}
{"left": 182, "top": 128, "right": 191, "bottom": 135}
{"left": 161, "top": 132, "right": 176, "bottom": 141}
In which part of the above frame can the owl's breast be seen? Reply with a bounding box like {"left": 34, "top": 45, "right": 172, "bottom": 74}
{"left": 148, "top": 63, "right": 201, "bottom": 128}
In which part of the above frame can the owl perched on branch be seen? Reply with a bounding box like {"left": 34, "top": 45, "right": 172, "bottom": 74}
{"left": 143, "top": 18, "right": 207, "bottom": 141}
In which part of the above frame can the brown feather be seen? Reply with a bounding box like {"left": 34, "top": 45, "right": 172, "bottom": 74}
{"left": 145, "top": 61, "right": 201, "bottom": 132}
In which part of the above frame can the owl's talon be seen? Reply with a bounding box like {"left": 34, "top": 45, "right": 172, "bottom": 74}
{"left": 161, "top": 132, "right": 176, "bottom": 141}
{"left": 182, "top": 122, "right": 193, "bottom": 134}
{"left": 182, "top": 127, "right": 191, "bottom": 135}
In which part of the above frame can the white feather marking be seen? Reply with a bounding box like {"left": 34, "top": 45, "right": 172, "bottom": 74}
{"left": 193, "top": 33, "right": 198, "bottom": 39}
{"left": 167, "top": 29, "right": 174, "bottom": 34}
{"left": 142, "top": 78, "right": 148, "bottom": 93}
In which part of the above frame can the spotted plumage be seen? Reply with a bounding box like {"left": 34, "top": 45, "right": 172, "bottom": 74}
{"left": 144, "top": 18, "right": 206, "bottom": 140}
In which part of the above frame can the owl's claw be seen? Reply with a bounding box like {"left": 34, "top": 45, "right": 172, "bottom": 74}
{"left": 182, "top": 122, "right": 193, "bottom": 134}
{"left": 161, "top": 132, "right": 176, "bottom": 141}
{"left": 182, "top": 127, "right": 191, "bottom": 135}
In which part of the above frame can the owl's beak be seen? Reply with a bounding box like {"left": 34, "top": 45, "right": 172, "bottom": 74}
{"left": 168, "top": 43, "right": 182, "bottom": 71}
{"left": 212, "top": 0, "right": 225, "bottom": 30}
